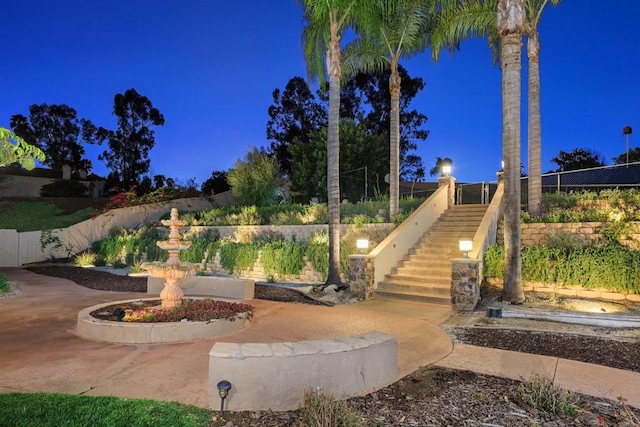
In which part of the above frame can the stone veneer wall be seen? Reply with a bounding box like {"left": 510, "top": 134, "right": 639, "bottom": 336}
{"left": 497, "top": 221, "right": 640, "bottom": 247}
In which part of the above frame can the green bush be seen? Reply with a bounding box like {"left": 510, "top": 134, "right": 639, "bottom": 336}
{"left": 260, "top": 241, "right": 306, "bottom": 277}
{"left": 484, "top": 243, "right": 640, "bottom": 293}
{"left": 40, "top": 179, "right": 87, "bottom": 197}
{"left": 0, "top": 274, "right": 10, "bottom": 293}
{"left": 297, "top": 389, "right": 366, "bottom": 427}
{"left": 219, "top": 242, "right": 259, "bottom": 273}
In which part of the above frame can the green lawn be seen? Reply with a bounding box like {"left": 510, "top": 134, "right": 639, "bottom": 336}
{"left": 0, "top": 393, "right": 213, "bottom": 427}
{"left": 0, "top": 201, "right": 97, "bottom": 232}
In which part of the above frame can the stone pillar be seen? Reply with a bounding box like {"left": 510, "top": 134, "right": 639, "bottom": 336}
{"left": 349, "top": 254, "right": 374, "bottom": 300}
{"left": 451, "top": 258, "right": 481, "bottom": 312}
{"left": 438, "top": 175, "right": 456, "bottom": 208}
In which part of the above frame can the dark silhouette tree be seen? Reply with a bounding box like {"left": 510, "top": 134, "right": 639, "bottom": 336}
{"left": 99, "top": 89, "right": 165, "bottom": 189}
{"left": 201, "top": 170, "right": 231, "bottom": 195}
{"left": 266, "top": 77, "right": 327, "bottom": 176}
{"left": 613, "top": 148, "right": 640, "bottom": 165}
{"left": 10, "top": 104, "right": 106, "bottom": 172}
{"left": 551, "top": 148, "right": 605, "bottom": 172}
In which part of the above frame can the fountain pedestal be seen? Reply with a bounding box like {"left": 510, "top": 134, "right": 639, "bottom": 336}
{"left": 142, "top": 208, "right": 197, "bottom": 308}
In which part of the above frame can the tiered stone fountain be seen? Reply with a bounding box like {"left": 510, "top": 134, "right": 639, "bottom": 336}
{"left": 142, "top": 208, "right": 197, "bottom": 308}
{"left": 76, "top": 208, "right": 251, "bottom": 344}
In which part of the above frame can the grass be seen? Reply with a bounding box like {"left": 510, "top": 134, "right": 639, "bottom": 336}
{"left": 0, "top": 393, "right": 213, "bottom": 427}
{"left": 0, "top": 201, "right": 97, "bottom": 232}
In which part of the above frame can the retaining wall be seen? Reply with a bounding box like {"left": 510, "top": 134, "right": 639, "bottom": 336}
{"left": 208, "top": 331, "right": 397, "bottom": 411}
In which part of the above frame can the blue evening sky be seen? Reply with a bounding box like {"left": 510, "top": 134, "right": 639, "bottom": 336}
{"left": 1, "top": 1, "right": 638, "bottom": 186}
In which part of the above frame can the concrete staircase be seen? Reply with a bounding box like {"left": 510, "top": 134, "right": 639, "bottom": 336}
{"left": 374, "top": 204, "right": 488, "bottom": 306}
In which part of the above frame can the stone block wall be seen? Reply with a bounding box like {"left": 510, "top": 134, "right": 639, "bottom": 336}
{"left": 451, "top": 259, "right": 481, "bottom": 312}
{"left": 497, "top": 221, "right": 640, "bottom": 247}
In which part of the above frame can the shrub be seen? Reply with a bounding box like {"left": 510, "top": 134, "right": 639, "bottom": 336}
{"left": 40, "top": 179, "right": 87, "bottom": 197}
{"left": 74, "top": 252, "right": 97, "bottom": 267}
{"left": 0, "top": 274, "right": 10, "bottom": 293}
{"left": 516, "top": 375, "right": 577, "bottom": 418}
{"left": 260, "top": 241, "right": 306, "bottom": 277}
{"left": 297, "top": 389, "right": 365, "bottom": 427}
{"left": 219, "top": 242, "right": 259, "bottom": 273}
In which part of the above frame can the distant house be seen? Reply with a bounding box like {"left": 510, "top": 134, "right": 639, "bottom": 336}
{"left": 0, "top": 164, "right": 106, "bottom": 198}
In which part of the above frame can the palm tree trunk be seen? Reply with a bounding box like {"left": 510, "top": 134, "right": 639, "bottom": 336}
{"left": 499, "top": 0, "right": 525, "bottom": 303}
{"left": 389, "top": 65, "right": 401, "bottom": 218}
{"left": 527, "top": 31, "right": 542, "bottom": 217}
{"left": 325, "top": 20, "right": 343, "bottom": 287}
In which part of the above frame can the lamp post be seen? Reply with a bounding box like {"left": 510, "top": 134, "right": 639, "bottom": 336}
{"left": 356, "top": 238, "right": 369, "bottom": 254}
{"left": 623, "top": 126, "right": 633, "bottom": 165}
{"left": 217, "top": 380, "right": 231, "bottom": 416}
{"left": 459, "top": 239, "right": 473, "bottom": 258}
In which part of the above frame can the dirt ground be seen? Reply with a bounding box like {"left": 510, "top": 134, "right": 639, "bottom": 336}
{"left": 19, "top": 265, "right": 640, "bottom": 426}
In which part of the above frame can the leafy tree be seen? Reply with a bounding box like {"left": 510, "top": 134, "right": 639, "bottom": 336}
{"left": 99, "top": 89, "right": 165, "bottom": 188}
{"left": 290, "top": 119, "right": 387, "bottom": 203}
{"left": 0, "top": 127, "right": 45, "bottom": 170}
{"left": 153, "top": 174, "right": 167, "bottom": 189}
{"left": 10, "top": 104, "right": 106, "bottom": 172}
{"left": 266, "top": 77, "right": 327, "bottom": 176}
{"left": 551, "top": 148, "right": 605, "bottom": 172}
{"left": 201, "top": 170, "right": 231, "bottom": 195}
{"left": 339, "top": 68, "right": 429, "bottom": 182}
{"left": 613, "top": 148, "right": 640, "bottom": 165}
{"left": 227, "top": 147, "right": 282, "bottom": 206}
{"left": 429, "top": 157, "right": 453, "bottom": 177}
{"left": 343, "top": 0, "right": 432, "bottom": 217}
{"left": 298, "top": 0, "right": 366, "bottom": 287}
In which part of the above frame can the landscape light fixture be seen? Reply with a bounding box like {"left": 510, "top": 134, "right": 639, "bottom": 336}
{"left": 442, "top": 164, "right": 452, "bottom": 176}
{"left": 356, "top": 238, "right": 369, "bottom": 254}
{"left": 217, "top": 380, "right": 232, "bottom": 416}
{"left": 459, "top": 239, "right": 473, "bottom": 258}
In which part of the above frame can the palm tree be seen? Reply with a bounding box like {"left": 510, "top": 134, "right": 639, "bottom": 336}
{"left": 526, "top": 0, "right": 562, "bottom": 218}
{"left": 342, "top": 0, "right": 433, "bottom": 218}
{"left": 298, "top": 0, "right": 362, "bottom": 286}
{"left": 498, "top": 0, "right": 526, "bottom": 303}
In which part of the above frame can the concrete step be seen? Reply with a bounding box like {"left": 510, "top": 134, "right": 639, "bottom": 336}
{"left": 373, "top": 289, "right": 451, "bottom": 305}
{"left": 378, "top": 280, "right": 450, "bottom": 295}
{"left": 383, "top": 275, "right": 450, "bottom": 286}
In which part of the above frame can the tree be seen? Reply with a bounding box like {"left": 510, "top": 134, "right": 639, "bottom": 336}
{"left": 266, "top": 77, "right": 327, "bottom": 176}
{"left": 526, "top": 0, "right": 562, "bottom": 218}
{"left": 10, "top": 104, "right": 106, "bottom": 172}
{"left": 340, "top": 68, "right": 429, "bottom": 181}
{"left": 429, "top": 157, "right": 453, "bottom": 177}
{"left": 227, "top": 147, "right": 282, "bottom": 206}
{"left": 290, "top": 119, "right": 387, "bottom": 202}
{"left": 201, "top": 170, "right": 231, "bottom": 195}
{"left": 498, "top": 0, "right": 526, "bottom": 304}
{"left": 0, "top": 127, "right": 45, "bottom": 170}
{"left": 551, "top": 148, "right": 605, "bottom": 172}
{"left": 298, "top": 0, "right": 365, "bottom": 287}
{"left": 613, "top": 148, "right": 640, "bottom": 165}
{"left": 343, "top": 0, "right": 432, "bottom": 217}
{"left": 99, "top": 89, "right": 165, "bottom": 189}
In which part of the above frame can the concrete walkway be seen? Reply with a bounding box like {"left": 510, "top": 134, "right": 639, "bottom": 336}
{"left": 1, "top": 268, "right": 639, "bottom": 409}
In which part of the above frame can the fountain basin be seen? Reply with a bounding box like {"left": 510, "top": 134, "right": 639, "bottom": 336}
{"left": 77, "top": 298, "right": 251, "bottom": 344}
{"left": 141, "top": 262, "right": 198, "bottom": 279}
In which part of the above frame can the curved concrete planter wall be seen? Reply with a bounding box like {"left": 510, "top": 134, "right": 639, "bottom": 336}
{"left": 208, "top": 331, "right": 397, "bottom": 411}
{"left": 77, "top": 298, "right": 250, "bottom": 344}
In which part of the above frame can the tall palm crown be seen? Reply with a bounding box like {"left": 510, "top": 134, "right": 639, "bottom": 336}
{"left": 342, "top": 0, "right": 433, "bottom": 218}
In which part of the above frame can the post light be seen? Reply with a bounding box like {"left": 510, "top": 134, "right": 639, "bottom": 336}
{"left": 217, "top": 380, "right": 232, "bottom": 416}
{"left": 442, "top": 164, "right": 452, "bottom": 176}
{"left": 459, "top": 239, "right": 473, "bottom": 258}
{"left": 501, "top": 160, "right": 505, "bottom": 171}
{"left": 356, "top": 238, "right": 369, "bottom": 254}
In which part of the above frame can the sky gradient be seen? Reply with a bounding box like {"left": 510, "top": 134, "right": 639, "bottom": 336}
{"left": 2, "top": 1, "right": 639, "bottom": 188}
